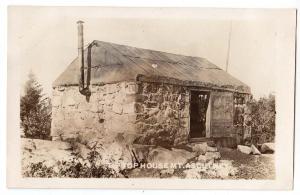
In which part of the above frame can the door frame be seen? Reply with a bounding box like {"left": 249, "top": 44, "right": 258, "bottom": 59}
{"left": 188, "top": 89, "right": 211, "bottom": 139}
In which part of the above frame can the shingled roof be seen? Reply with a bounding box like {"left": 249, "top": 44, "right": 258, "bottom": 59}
{"left": 53, "top": 40, "right": 251, "bottom": 94}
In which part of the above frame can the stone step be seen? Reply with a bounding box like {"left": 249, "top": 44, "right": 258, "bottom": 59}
{"left": 188, "top": 142, "right": 219, "bottom": 155}
{"left": 189, "top": 138, "right": 216, "bottom": 147}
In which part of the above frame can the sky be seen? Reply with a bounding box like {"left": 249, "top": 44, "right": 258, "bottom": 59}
{"left": 8, "top": 7, "right": 296, "bottom": 98}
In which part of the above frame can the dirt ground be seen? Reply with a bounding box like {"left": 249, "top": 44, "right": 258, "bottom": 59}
{"left": 219, "top": 148, "right": 275, "bottom": 179}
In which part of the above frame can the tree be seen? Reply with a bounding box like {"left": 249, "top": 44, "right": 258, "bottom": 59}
{"left": 20, "top": 72, "right": 52, "bottom": 139}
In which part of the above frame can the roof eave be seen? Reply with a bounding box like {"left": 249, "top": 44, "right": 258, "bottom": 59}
{"left": 136, "top": 74, "right": 251, "bottom": 94}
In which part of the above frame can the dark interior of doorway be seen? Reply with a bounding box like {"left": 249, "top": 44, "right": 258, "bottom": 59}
{"left": 190, "top": 91, "right": 210, "bottom": 138}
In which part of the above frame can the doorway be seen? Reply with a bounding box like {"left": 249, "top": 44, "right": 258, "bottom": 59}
{"left": 190, "top": 91, "right": 210, "bottom": 138}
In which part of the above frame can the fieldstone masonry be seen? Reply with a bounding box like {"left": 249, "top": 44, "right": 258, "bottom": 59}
{"left": 51, "top": 81, "right": 138, "bottom": 143}
{"left": 51, "top": 81, "right": 190, "bottom": 147}
{"left": 51, "top": 80, "right": 249, "bottom": 149}
{"left": 133, "top": 82, "right": 190, "bottom": 146}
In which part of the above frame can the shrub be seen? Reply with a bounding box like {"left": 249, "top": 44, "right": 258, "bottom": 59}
{"left": 23, "top": 162, "right": 57, "bottom": 178}
{"left": 246, "top": 94, "right": 276, "bottom": 144}
{"left": 23, "top": 149, "right": 119, "bottom": 178}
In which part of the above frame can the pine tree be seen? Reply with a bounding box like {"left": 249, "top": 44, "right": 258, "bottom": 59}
{"left": 20, "top": 72, "right": 52, "bottom": 139}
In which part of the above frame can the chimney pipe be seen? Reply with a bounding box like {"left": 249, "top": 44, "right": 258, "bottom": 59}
{"left": 77, "top": 20, "right": 90, "bottom": 97}
{"left": 77, "top": 21, "right": 85, "bottom": 90}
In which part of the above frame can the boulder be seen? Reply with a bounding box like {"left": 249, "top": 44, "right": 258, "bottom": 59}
{"left": 160, "top": 168, "right": 175, "bottom": 177}
{"left": 131, "top": 144, "right": 152, "bottom": 163}
{"left": 21, "top": 138, "right": 74, "bottom": 168}
{"left": 237, "top": 145, "right": 252, "bottom": 154}
{"left": 207, "top": 146, "right": 218, "bottom": 152}
{"left": 261, "top": 142, "right": 275, "bottom": 153}
{"left": 98, "top": 141, "right": 133, "bottom": 172}
{"left": 251, "top": 144, "right": 261, "bottom": 155}
{"left": 205, "top": 151, "right": 221, "bottom": 161}
{"left": 183, "top": 159, "right": 237, "bottom": 179}
{"left": 191, "top": 143, "right": 208, "bottom": 155}
{"left": 197, "top": 155, "right": 208, "bottom": 163}
{"left": 171, "top": 148, "right": 195, "bottom": 159}
{"left": 76, "top": 130, "right": 105, "bottom": 149}
{"left": 197, "top": 151, "right": 221, "bottom": 163}
{"left": 183, "top": 169, "right": 203, "bottom": 179}
{"left": 148, "top": 147, "right": 195, "bottom": 164}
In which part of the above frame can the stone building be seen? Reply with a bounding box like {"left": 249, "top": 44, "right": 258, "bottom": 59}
{"left": 51, "top": 22, "right": 251, "bottom": 148}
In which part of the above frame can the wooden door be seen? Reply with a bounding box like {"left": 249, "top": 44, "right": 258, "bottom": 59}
{"left": 210, "top": 91, "right": 234, "bottom": 137}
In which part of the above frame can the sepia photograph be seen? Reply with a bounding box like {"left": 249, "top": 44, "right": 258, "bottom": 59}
{"left": 6, "top": 6, "right": 296, "bottom": 189}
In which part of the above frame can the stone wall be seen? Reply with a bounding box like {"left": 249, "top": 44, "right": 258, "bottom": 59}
{"left": 51, "top": 81, "right": 190, "bottom": 147}
{"left": 133, "top": 82, "right": 190, "bottom": 147}
{"left": 51, "top": 80, "right": 245, "bottom": 148}
{"left": 51, "top": 81, "right": 139, "bottom": 144}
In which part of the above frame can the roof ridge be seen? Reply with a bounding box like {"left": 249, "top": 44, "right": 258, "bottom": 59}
{"left": 93, "top": 40, "right": 207, "bottom": 60}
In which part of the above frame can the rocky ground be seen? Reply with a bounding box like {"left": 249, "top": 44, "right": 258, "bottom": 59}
{"left": 21, "top": 138, "right": 275, "bottom": 179}
{"left": 220, "top": 148, "right": 275, "bottom": 179}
